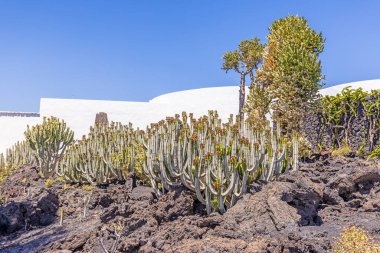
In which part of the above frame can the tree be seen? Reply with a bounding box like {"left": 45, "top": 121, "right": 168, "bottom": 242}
{"left": 257, "top": 15, "right": 325, "bottom": 170}
{"left": 257, "top": 15, "right": 324, "bottom": 89}
{"left": 222, "top": 38, "right": 265, "bottom": 117}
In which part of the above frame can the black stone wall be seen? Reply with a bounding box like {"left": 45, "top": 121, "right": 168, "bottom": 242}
{"left": 0, "top": 112, "right": 40, "bottom": 117}
{"left": 302, "top": 105, "right": 378, "bottom": 154}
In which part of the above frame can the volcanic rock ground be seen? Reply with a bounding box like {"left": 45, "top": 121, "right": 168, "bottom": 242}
{"left": 0, "top": 156, "right": 380, "bottom": 253}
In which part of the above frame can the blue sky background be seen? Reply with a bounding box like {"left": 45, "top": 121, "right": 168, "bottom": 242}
{"left": 0, "top": 1, "right": 380, "bottom": 112}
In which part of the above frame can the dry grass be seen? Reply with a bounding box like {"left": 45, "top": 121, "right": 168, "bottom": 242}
{"left": 333, "top": 226, "right": 380, "bottom": 253}
{"left": 82, "top": 184, "right": 94, "bottom": 191}
{"left": 331, "top": 145, "right": 351, "bottom": 157}
{"left": 44, "top": 179, "right": 55, "bottom": 188}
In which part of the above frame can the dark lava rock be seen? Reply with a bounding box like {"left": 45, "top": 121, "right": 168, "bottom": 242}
{"left": 130, "top": 186, "right": 155, "bottom": 201}
{"left": 1, "top": 157, "right": 380, "bottom": 252}
{"left": 0, "top": 190, "right": 58, "bottom": 235}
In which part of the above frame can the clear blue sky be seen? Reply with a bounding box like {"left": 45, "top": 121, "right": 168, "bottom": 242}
{"left": 1, "top": 1, "right": 380, "bottom": 112}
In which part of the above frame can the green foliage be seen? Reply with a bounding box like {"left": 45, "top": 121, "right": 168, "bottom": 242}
{"left": 222, "top": 38, "right": 265, "bottom": 75}
{"left": 331, "top": 145, "right": 352, "bottom": 157}
{"left": 259, "top": 15, "right": 325, "bottom": 134}
{"left": 222, "top": 50, "right": 240, "bottom": 73}
{"left": 367, "top": 145, "right": 380, "bottom": 159}
{"left": 25, "top": 117, "right": 74, "bottom": 178}
{"left": 222, "top": 37, "right": 265, "bottom": 116}
{"left": 321, "top": 87, "right": 367, "bottom": 148}
{"left": 243, "top": 15, "right": 323, "bottom": 171}
{"left": 258, "top": 15, "right": 324, "bottom": 88}
{"left": 270, "top": 43, "right": 323, "bottom": 132}
{"left": 320, "top": 87, "right": 380, "bottom": 155}
{"left": 362, "top": 89, "right": 380, "bottom": 151}
{"left": 224, "top": 15, "right": 325, "bottom": 170}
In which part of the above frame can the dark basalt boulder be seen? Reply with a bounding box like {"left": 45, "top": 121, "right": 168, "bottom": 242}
{"left": 0, "top": 190, "right": 58, "bottom": 235}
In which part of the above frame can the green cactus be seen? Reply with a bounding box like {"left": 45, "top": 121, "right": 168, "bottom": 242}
{"left": 25, "top": 117, "right": 74, "bottom": 178}
{"left": 143, "top": 110, "right": 291, "bottom": 214}
{"left": 0, "top": 110, "right": 294, "bottom": 215}
{"left": 0, "top": 141, "right": 35, "bottom": 184}
{"left": 57, "top": 121, "right": 138, "bottom": 184}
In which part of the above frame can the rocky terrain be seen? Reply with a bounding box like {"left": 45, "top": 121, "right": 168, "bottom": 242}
{"left": 0, "top": 156, "right": 380, "bottom": 253}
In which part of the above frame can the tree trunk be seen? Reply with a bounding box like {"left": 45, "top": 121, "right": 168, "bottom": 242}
{"left": 239, "top": 73, "right": 246, "bottom": 118}
{"left": 249, "top": 71, "right": 255, "bottom": 83}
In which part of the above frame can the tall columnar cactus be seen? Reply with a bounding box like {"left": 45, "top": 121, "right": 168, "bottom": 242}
{"left": 0, "top": 153, "right": 4, "bottom": 170}
{"left": 143, "top": 111, "right": 290, "bottom": 214}
{"left": 25, "top": 117, "right": 74, "bottom": 178}
{"left": 34, "top": 110, "right": 293, "bottom": 215}
{"left": 57, "top": 122, "right": 137, "bottom": 184}
{"left": 0, "top": 141, "right": 35, "bottom": 183}
{"left": 3, "top": 109, "right": 293, "bottom": 215}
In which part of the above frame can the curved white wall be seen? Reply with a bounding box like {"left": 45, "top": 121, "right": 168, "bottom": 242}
{"left": 40, "top": 98, "right": 175, "bottom": 138}
{"left": 39, "top": 87, "right": 239, "bottom": 140}
{"left": 320, "top": 79, "right": 380, "bottom": 96}
{"left": 1, "top": 79, "right": 380, "bottom": 153}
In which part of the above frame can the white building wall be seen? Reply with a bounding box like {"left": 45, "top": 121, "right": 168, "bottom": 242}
{"left": 39, "top": 87, "right": 241, "bottom": 140}
{"left": 149, "top": 86, "right": 239, "bottom": 121}
{"left": 1, "top": 79, "right": 380, "bottom": 153}
{"left": 319, "top": 79, "right": 380, "bottom": 96}
{"left": 39, "top": 98, "right": 175, "bottom": 139}
{"left": 0, "top": 116, "right": 41, "bottom": 153}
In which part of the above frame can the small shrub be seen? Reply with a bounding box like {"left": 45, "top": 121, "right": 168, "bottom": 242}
{"left": 298, "top": 135, "right": 312, "bottom": 159}
{"left": 368, "top": 145, "right": 380, "bottom": 160}
{"left": 333, "top": 226, "right": 380, "bottom": 253}
{"left": 82, "top": 185, "right": 93, "bottom": 191}
{"left": 62, "top": 184, "right": 73, "bottom": 190}
{"left": 44, "top": 179, "right": 55, "bottom": 188}
{"left": 55, "top": 177, "right": 65, "bottom": 183}
{"left": 21, "top": 177, "right": 27, "bottom": 184}
{"left": 331, "top": 145, "right": 351, "bottom": 157}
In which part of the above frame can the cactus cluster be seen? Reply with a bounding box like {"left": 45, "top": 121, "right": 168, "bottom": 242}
{"left": 2, "top": 112, "right": 293, "bottom": 214}
{"left": 57, "top": 122, "right": 140, "bottom": 184}
{"left": 141, "top": 111, "right": 288, "bottom": 214}
{"left": 25, "top": 117, "right": 74, "bottom": 178}
{"left": 0, "top": 141, "right": 35, "bottom": 183}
